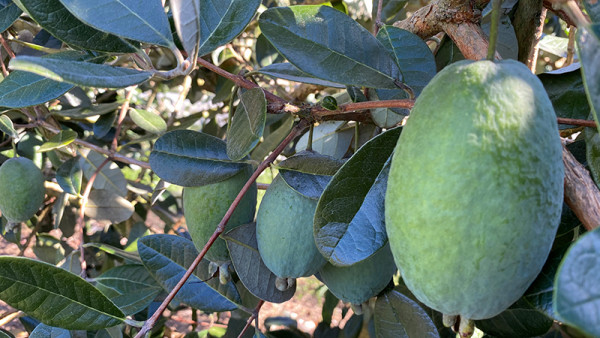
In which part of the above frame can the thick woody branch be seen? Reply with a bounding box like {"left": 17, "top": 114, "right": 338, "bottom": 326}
{"left": 563, "top": 144, "right": 600, "bottom": 231}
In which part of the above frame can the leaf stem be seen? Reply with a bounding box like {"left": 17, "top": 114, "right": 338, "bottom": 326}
{"left": 487, "top": 0, "right": 503, "bottom": 61}
{"left": 133, "top": 120, "right": 309, "bottom": 338}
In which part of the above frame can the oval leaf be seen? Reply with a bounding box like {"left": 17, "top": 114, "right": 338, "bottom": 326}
{"left": 278, "top": 151, "right": 343, "bottom": 199}
{"left": 553, "top": 227, "right": 600, "bottom": 337}
{"left": 9, "top": 56, "right": 153, "bottom": 88}
{"left": 95, "top": 265, "right": 162, "bottom": 316}
{"left": 0, "top": 1, "right": 21, "bottom": 34}
{"left": 17, "top": 0, "right": 135, "bottom": 53}
{"left": 539, "top": 65, "right": 590, "bottom": 128}
{"left": 577, "top": 27, "right": 600, "bottom": 133}
{"left": 374, "top": 289, "right": 439, "bottom": 338}
{"left": 257, "top": 63, "right": 345, "bottom": 88}
{"left": 0, "top": 115, "right": 17, "bottom": 139}
{"left": 170, "top": 0, "right": 201, "bottom": 57}
{"left": 476, "top": 299, "right": 553, "bottom": 337}
{"left": 80, "top": 151, "right": 128, "bottom": 197}
{"left": 38, "top": 130, "right": 77, "bottom": 152}
{"left": 58, "top": 0, "right": 174, "bottom": 47}
{"left": 30, "top": 323, "right": 71, "bottom": 337}
{"left": 149, "top": 130, "right": 246, "bottom": 187}
{"left": 295, "top": 121, "right": 354, "bottom": 159}
{"left": 259, "top": 5, "right": 402, "bottom": 89}
{"left": 129, "top": 108, "right": 167, "bottom": 135}
{"left": 227, "top": 88, "right": 267, "bottom": 161}
{"left": 198, "top": 0, "right": 261, "bottom": 56}
{"left": 85, "top": 189, "right": 134, "bottom": 223}
{"left": 314, "top": 127, "right": 401, "bottom": 266}
{"left": 0, "top": 256, "right": 124, "bottom": 330}
{"left": 138, "top": 234, "right": 240, "bottom": 312}
{"left": 223, "top": 223, "right": 295, "bottom": 303}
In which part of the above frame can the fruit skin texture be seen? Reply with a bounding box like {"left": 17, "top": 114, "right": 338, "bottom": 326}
{"left": 319, "top": 244, "right": 396, "bottom": 305}
{"left": 0, "top": 157, "right": 45, "bottom": 223}
{"left": 256, "top": 175, "right": 326, "bottom": 278}
{"left": 385, "top": 60, "right": 564, "bottom": 320}
{"left": 184, "top": 166, "right": 257, "bottom": 263}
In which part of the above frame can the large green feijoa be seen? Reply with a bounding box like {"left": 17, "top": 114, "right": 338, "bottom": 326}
{"left": 385, "top": 60, "right": 564, "bottom": 321}
{"left": 319, "top": 244, "right": 396, "bottom": 305}
{"left": 0, "top": 157, "right": 45, "bottom": 224}
{"left": 256, "top": 174, "right": 326, "bottom": 278}
{"left": 183, "top": 166, "right": 257, "bottom": 263}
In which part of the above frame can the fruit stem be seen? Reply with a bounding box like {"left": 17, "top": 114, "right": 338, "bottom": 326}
{"left": 487, "top": 0, "right": 503, "bottom": 61}
{"left": 134, "top": 119, "right": 309, "bottom": 338}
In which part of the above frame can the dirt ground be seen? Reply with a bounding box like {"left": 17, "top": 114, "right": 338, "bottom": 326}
{"left": 0, "top": 225, "right": 348, "bottom": 337}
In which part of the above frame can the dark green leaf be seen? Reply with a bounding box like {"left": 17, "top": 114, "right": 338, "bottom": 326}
{"left": 83, "top": 243, "right": 141, "bottom": 264}
{"left": 93, "top": 112, "right": 116, "bottom": 139}
{"left": 58, "top": 0, "right": 174, "bottom": 47}
{"left": 9, "top": 56, "right": 152, "bottom": 88}
{"left": 0, "top": 256, "right": 124, "bottom": 330}
{"left": 52, "top": 192, "right": 68, "bottom": 230}
{"left": 0, "top": 115, "right": 18, "bottom": 139}
{"left": 257, "top": 63, "right": 345, "bottom": 88}
{"left": 38, "top": 130, "right": 77, "bottom": 152}
{"left": 553, "top": 227, "right": 600, "bottom": 337}
{"left": 129, "top": 108, "right": 167, "bottom": 135}
{"left": 227, "top": 88, "right": 267, "bottom": 161}
{"left": 539, "top": 65, "right": 590, "bottom": 128}
{"left": 138, "top": 234, "right": 240, "bottom": 312}
{"left": 0, "top": 0, "right": 21, "bottom": 33}
{"left": 95, "top": 265, "right": 162, "bottom": 315}
{"left": 583, "top": 0, "right": 600, "bottom": 23}
{"left": 259, "top": 5, "right": 402, "bottom": 89}
{"left": 197, "top": 0, "right": 261, "bottom": 56}
{"left": 170, "top": 0, "right": 200, "bottom": 57}
{"left": 149, "top": 130, "right": 246, "bottom": 187}
{"left": 321, "top": 290, "right": 339, "bottom": 325}
{"left": 374, "top": 289, "right": 439, "bottom": 338}
{"left": 577, "top": 27, "right": 600, "bottom": 133}
{"left": 85, "top": 189, "right": 134, "bottom": 223}
{"left": 56, "top": 102, "right": 121, "bottom": 119}
{"left": 372, "top": 0, "right": 407, "bottom": 23}
{"left": 278, "top": 151, "right": 343, "bottom": 199}
{"left": 30, "top": 323, "right": 70, "bottom": 337}
{"left": 295, "top": 121, "right": 354, "bottom": 159}
{"left": 476, "top": 299, "right": 553, "bottom": 337}
{"left": 32, "top": 233, "right": 66, "bottom": 265}
{"left": 17, "top": 0, "right": 135, "bottom": 52}
{"left": 223, "top": 223, "right": 295, "bottom": 303}
{"left": 255, "top": 34, "right": 285, "bottom": 67}
{"left": 81, "top": 151, "right": 128, "bottom": 196}
{"left": 56, "top": 156, "right": 82, "bottom": 196}
{"left": 314, "top": 127, "right": 401, "bottom": 266}
{"left": 586, "top": 125, "right": 600, "bottom": 187}
{"left": 481, "top": 13, "right": 518, "bottom": 59}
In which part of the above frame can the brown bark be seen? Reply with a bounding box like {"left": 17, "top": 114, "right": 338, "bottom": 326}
{"left": 563, "top": 144, "right": 600, "bottom": 230}
{"left": 513, "top": 0, "right": 545, "bottom": 63}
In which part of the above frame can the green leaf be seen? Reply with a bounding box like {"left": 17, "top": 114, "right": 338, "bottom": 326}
{"left": 227, "top": 88, "right": 267, "bottom": 161}
{"left": 93, "top": 112, "right": 117, "bottom": 139}
{"left": 374, "top": 289, "right": 439, "bottom": 338}
{"left": 138, "top": 234, "right": 240, "bottom": 312}
{"left": 476, "top": 299, "right": 553, "bottom": 337}
{"left": 255, "top": 34, "right": 285, "bottom": 67}
{"left": 55, "top": 102, "right": 121, "bottom": 119}
{"left": 170, "top": 0, "right": 201, "bottom": 57}
{"left": 129, "top": 108, "right": 167, "bottom": 135}
{"left": 586, "top": 124, "right": 600, "bottom": 187}
{"left": 83, "top": 243, "right": 141, "bottom": 264}
{"left": 257, "top": 63, "right": 345, "bottom": 88}
{"left": 371, "top": 0, "right": 407, "bottom": 23}
{"left": 9, "top": 56, "right": 153, "bottom": 89}
{"left": 259, "top": 5, "right": 402, "bottom": 89}
{"left": 16, "top": 0, "right": 135, "bottom": 53}
{"left": 80, "top": 151, "right": 128, "bottom": 196}
{"left": 58, "top": 0, "right": 174, "bottom": 47}
{"left": 251, "top": 114, "right": 294, "bottom": 161}
{"left": 553, "top": 227, "right": 600, "bottom": 337}
{"left": 577, "top": 27, "right": 600, "bottom": 134}
{"left": 0, "top": 115, "right": 18, "bottom": 139}
{"left": 224, "top": 223, "right": 295, "bottom": 303}
{"left": 370, "top": 90, "right": 405, "bottom": 128}
{"left": 198, "top": 0, "right": 261, "bottom": 56}
{"left": 0, "top": 52, "right": 91, "bottom": 108}
{"left": 295, "top": 121, "right": 354, "bottom": 159}
{"left": 0, "top": 256, "right": 124, "bottom": 330}
{"left": 32, "top": 233, "right": 66, "bottom": 265}
{"left": 583, "top": 0, "right": 600, "bottom": 23}
{"left": 85, "top": 189, "right": 134, "bottom": 223}
{"left": 56, "top": 156, "right": 82, "bottom": 196}
{"left": 149, "top": 130, "right": 247, "bottom": 187}
{"left": 38, "top": 130, "right": 77, "bottom": 152}
{"left": 278, "top": 151, "right": 343, "bottom": 199}
{"left": 481, "top": 12, "right": 518, "bottom": 60}
{"left": 95, "top": 265, "right": 162, "bottom": 315}
{"left": 539, "top": 65, "right": 590, "bottom": 129}
{"left": 0, "top": 0, "right": 21, "bottom": 33}
{"left": 30, "top": 323, "right": 71, "bottom": 337}
{"left": 538, "top": 35, "right": 569, "bottom": 58}
{"left": 314, "top": 127, "right": 401, "bottom": 266}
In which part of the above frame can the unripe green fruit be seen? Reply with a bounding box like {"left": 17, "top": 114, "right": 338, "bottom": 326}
{"left": 385, "top": 60, "right": 564, "bottom": 320}
{"left": 0, "top": 157, "right": 45, "bottom": 224}
{"left": 319, "top": 244, "right": 396, "bottom": 305}
{"left": 183, "top": 167, "right": 257, "bottom": 263}
{"left": 256, "top": 175, "right": 326, "bottom": 278}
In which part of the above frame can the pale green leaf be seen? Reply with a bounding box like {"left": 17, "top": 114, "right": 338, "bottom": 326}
{"left": 85, "top": 189, "right": 134, "bottom": 223}
{"left": 227, "top": 88, "right": 267, "bottom": 161}
{"left": 80, "top": 151, "right": 128, "bottom": 197}
{"left": 170, "top": 0, "right": 200, "bottom": 57}
{"left": 38, "top": 130, "right": 77, "bottom": 152}
{"left": 129, "top": 108, "right": 167, "bottom": 135}
{"left": 0, "top": 115, "right": 18, "bottom": 139}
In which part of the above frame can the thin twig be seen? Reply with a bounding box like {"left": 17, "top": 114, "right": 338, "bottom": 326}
{"left": 112, "top": 88, "right": 135, "bottom": 152}
{"left": 566, "top": 25, "right": 576, "bottom": 66}
{"left": 237, "top": 300, "right": 265, "bottom": 338}
{"left": 134, "top": 120, "right": 310, "bottom": 338}
{"left": 528, "top": 8, "right": 547, "bottom": 72}
{"left": 375, "top": 0, "right": 385, "bottom": 35}
{"left": 557, "top": 118, "right": 597, "bottom": 128}
{"left": 0, "top": 310, "right": 23, "bottom": 327}
{"left": 0, "top": 34, "right": 16, "bottom": 59}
